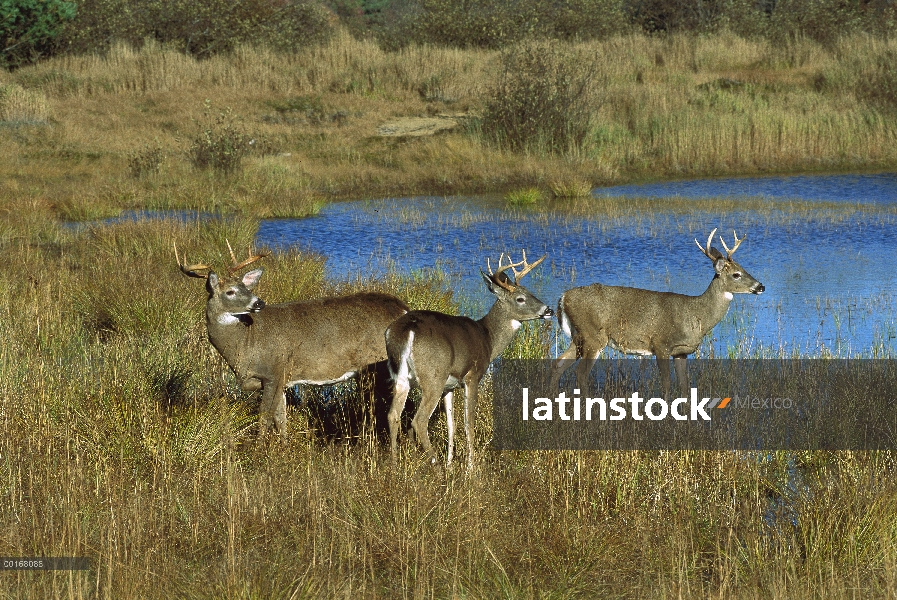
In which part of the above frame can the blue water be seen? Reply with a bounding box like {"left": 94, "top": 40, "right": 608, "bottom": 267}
{"left": 256, "top": 172, "right": 897, "bottom": 358}
{"left": 595, "top": 172, "right": 897, "bottom": 204}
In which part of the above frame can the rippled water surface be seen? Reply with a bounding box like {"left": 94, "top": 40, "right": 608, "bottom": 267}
{"left": 595, "top": 172, "right": 897, "bottom": 204}
{"left": 257, "top": 172, "right": 897, "bottom": 357}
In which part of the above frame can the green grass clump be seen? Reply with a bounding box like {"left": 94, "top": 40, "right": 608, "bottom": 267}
{"left": 504, "top": 187, "right": 544, "bottom": 206}
{"left": 54, "top": 195, "right": 123, "bottom": 221}
{"left": 127, "top": 143, "right": 165, "bottom": 178}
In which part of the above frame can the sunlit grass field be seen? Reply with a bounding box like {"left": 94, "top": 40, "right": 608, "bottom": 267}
{"left": 0, "top": 208, "right": 894, "bottom": 598}
{"left": 1, "top": 28, "right": 897, "bottom": 598}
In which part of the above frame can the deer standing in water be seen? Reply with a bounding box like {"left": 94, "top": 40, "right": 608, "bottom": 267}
{"left": 549, "top": 229, "right": 764, "bottom": 397}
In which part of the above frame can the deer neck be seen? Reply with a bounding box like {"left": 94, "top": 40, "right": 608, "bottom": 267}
{"left": 478, "top": 304, "right": 522, "bottom": 362}
{"left": 205, "top": 303, "right": 252, "bottom": 366}
{"left": 698, "top": 276, "right": 736, "bottom": 323}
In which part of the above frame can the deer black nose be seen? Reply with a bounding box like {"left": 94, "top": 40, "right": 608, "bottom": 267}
{"left": 753, "top": 284, "right": 765, "bottom": 294}
{"left": 542, "top": 307, "right": 554, "bottom": 319}
{"left": 251, "top": 299, "right": 265, "bottom": 311}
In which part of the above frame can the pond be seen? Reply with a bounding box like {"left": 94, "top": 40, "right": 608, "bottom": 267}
{"left": 257, "top": 172, "right": 897, "bottom": 358}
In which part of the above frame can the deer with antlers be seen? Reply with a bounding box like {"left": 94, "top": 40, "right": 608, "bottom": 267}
{"left": 549, "top": 229, "right": 765, "bottom": 397}
{"left": 176, "top": 242, "right": 409, "bottom": 439}
{"left": 385, "top": 251, "right": 552, "bottom": 468}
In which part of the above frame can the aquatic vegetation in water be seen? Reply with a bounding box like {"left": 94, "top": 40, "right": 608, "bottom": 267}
{"left": 259, "top": 174, "right": 897, "bottom": 358}
{"left": 504, "top": 187, "right": 544, "bottom": 206}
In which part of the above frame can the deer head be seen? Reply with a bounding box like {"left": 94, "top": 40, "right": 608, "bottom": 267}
{"left": 175, "top": 241, "right": 271, "bottom": 319}
{"left": 695, "top": 228, "right": 764, "bottom": 295}
{"left": 482, "top": 250, "right": 553, "bottom": 321}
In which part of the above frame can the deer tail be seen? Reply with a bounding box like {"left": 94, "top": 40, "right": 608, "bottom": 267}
{"left": 557, "top": 293, "right": 573, "bottom": 339}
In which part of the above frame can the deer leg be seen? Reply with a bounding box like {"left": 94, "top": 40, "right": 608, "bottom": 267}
{"left": 673, "top": 355, "right": 689, "bottom": 399}
{"left": 273, "top": 383, "right": 288, "bottom": 440}
{"left": 463, "top": 374, "right": 479, "bottom": 471}
{"left": 369, "top": 360, "right": 395, "bottom": 442}
{"left": 656, "top": 355, "right": 672, "bottom": 399}
{"left": 550, "top": 342, "right": 580, "bottom": 389}
{"left": 387, "top": 371, "right": 411, "bottom": 462}
{"left": 443, "top": 391, "right": 455, "bottom": 466}
{"left": 574, "top": 344, "right": 604, "bottom": 394}
{"left": 258, "top": 382, "right": 277, "bottom": 438}
{"left": 411, "top": 376, "right": 445, "bottom": 463}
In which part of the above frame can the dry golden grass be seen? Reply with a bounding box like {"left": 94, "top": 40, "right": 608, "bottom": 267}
{"left": 0, "top": 31, "right": 894, "bottom": 220}
{"left": 0, "top": 198, "right": 894, "bottom": 598}
{"left": 0, "top": 83, "right": 50, "bottom": 123}
{"left": 0, "top": 33, "right": 896, "bottom": 595}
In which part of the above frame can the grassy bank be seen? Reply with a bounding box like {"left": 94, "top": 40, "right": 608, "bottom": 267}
{"left": 1, "top": 30, "right": 896, "bottom": 220}
{"left": 0, "top": 209, "right": 895, "bottom": 598}
{"left": 2, "top": 27, "right": 897, "bottom": 598}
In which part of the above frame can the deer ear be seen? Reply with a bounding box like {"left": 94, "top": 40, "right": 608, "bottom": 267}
{"left": 714, "top": 258, "right": 727, "bottom": 274}
{"left": 206, "top": 272, "right": 219, "bottom": 293}
{"left": 481, "top": 270, "right": 497, "bottom": 294}
{"left": 242, "top": 268, "right": 263, "bottom": 289}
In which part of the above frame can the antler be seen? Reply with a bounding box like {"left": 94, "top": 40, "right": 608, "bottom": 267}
{"left": 718, "top": 230, "right": 745, "bottom": 260}
{"left": 487, "top": 253, "right": 522, "bottom": 292}
{"left": 174, "top": 240, "right": 270, "bottom": 279}
{"left": 509, "top": 249, "right": 546, "bottom": 282}
{"left": 487, "top": 250, "right": 546, "bottom": 291}
{"left": 225, "top": 238, "right": 270, "bottom": 275}
{"left": 694, "top": 228, "right": 718, "bottom": 262}
{"left": 174, "top": 241, "right": 211, "bottom": 279}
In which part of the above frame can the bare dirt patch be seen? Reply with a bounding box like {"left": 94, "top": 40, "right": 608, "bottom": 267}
{"left": 376, "top": 114, "right": 467, "bottom": 137}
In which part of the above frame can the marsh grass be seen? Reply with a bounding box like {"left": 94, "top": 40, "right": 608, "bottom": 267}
{"left": 504, "top": 187, "right": 543, "bottom": 206}
{"left": 1, "top": 32, "right": 896, "bottom": 218}
{"left": 549, "top": 194, "right": 897, "bottom": 227}
{"left": 0, "top": 208, "right": 895, "bottom": 597}
{"left": 2, "top": 26, "right": 897, "bottom": 598}
{"left": 0, "top": 82, "right": 50, "bottom": 124}
{"left": 550, "top": 177, "right": 593, "bottom": 198}
{"left": 127, "top": 144, "right": 165, "bottom": 179}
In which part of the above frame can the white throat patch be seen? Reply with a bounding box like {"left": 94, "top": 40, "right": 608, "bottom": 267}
{"left": 723, "top": 292, "right": 734, "bottom": 301}
{"left": 217, "top": 312, "right": 243, "bottom": 325}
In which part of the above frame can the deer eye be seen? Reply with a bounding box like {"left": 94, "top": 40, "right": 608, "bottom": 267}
{"left": 225, "top": 289, "right": 236, "bottom": 297}
{"left": 516, "top": 296, "right": 526, "bottom": 304}
{"left": 732, "top": 272, "right": 741, "bottom": 279}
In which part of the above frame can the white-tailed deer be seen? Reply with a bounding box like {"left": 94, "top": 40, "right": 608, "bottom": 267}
{"left": 386, "top": 251, "right": 553, "bottom": 468}
{"left": 176, "top": 242, "right": 409, "bottom": 438}
{"left": 549, "top": 229, "right": 764, "bottom": 397}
